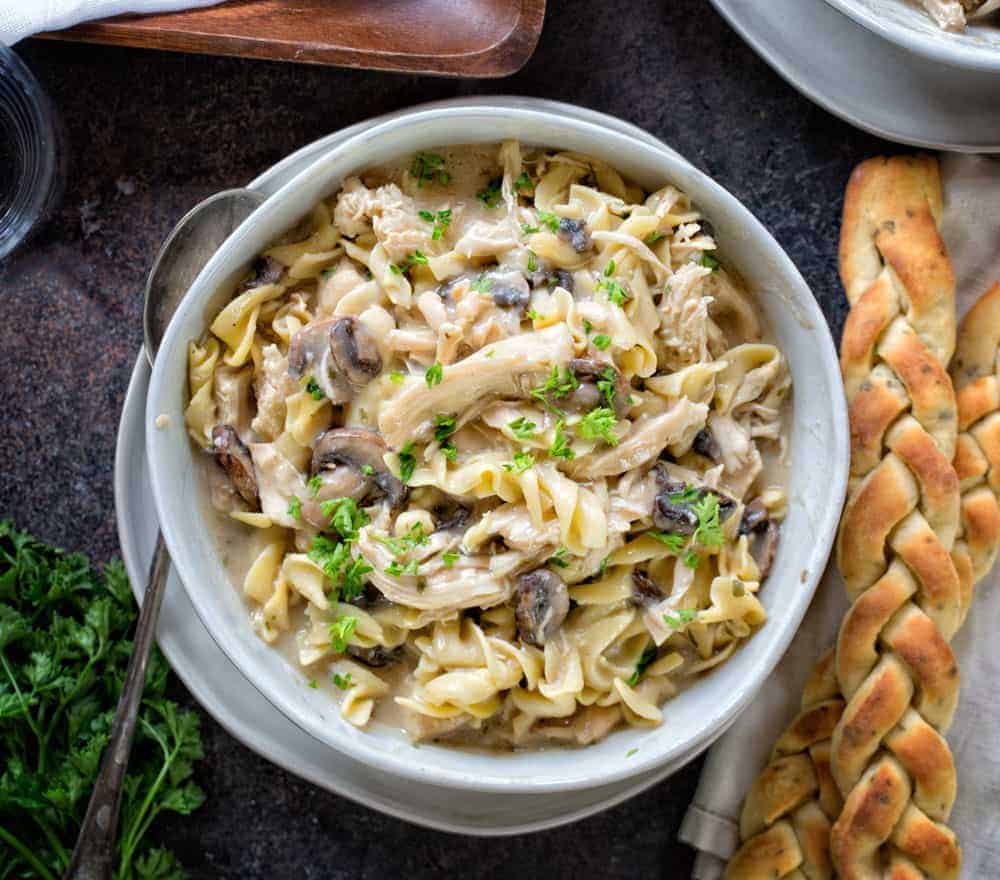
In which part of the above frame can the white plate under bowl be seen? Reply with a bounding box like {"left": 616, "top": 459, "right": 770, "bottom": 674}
{"left": 144, "top": 100, "right": 848, "bottom": 796}
{"left": 823, "top": 0, "right": 1000, "bottom": 73}
{"left": 710, "top": 0, "right": 1000, "bottom": 151}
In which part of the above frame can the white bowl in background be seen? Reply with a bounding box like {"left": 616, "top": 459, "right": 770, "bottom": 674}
{"left": 146, "top": 101, "right": 849, "bottom": 795}
{"left": 822, "top": 0, "right": 1000, "bottom": 72}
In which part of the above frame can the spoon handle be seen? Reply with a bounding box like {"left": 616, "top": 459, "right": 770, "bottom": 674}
{"left": 64, "top": 534, "right": 171, "bottom": 880}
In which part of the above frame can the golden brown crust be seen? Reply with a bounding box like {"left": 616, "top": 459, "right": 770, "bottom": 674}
{"left": 726, "top": 160, "right": 992, "bottom": 880}
{"left": 725, "top": 821, "right": 802, "bottom": 880}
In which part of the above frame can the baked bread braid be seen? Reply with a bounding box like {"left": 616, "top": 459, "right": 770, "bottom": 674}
{"left": 724, "top": 157, "right": 1000, "bottom": 880}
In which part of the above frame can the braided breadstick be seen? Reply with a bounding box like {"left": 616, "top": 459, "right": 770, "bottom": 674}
{"left": 725, "top": 157, "right": 1000, "bottom": 880}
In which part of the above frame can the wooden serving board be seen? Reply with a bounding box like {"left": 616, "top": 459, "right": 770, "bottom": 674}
{"left": 39, "top": 0, "right": 546, "bottom": 78}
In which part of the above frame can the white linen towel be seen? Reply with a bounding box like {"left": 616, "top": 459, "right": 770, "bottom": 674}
{"left": 1, "top": 0, "right": 223, "bottom": 46}
{"left": 679, "top": 153, "right": 1000, "bottom": 879}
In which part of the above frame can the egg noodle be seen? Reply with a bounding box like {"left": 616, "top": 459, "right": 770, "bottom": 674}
{"left": 184, "top": 141, "right": 791, "bottom": 748}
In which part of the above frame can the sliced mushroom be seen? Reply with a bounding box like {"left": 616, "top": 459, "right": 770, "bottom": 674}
{"left": 752, "top": 522, "right": 780, "bottom": 580}
{"left": 488, "top": 269, "right": 531, "bottom": 311}
{"left": 288, "top": 316, "right": 381, "bottom": 404}
{"left": 652, "top": 478, "right": 736, "bottom": 535}
{"left": 738, "top": 498, "right": 780, "bottom": 580}
{"left": 692, "top": 427, "right": 722, "bottom": 462}
{"left": 738, "top": 498, "right": 769, "bottom": 536}
{"left": 514, "top": 569, "right": 570, "bottom": 647}
{"left": 557, "top": 218, "right": 591, "bottom": 253}
{"left": 310, "top": 427, "right": 407, "bottom": 512}
{"left": 240, "top": 256, "right": 285, "bottom": 291}
{"left": 565, "top": 358, "right": 630, "bottom": 417}
{"left": 347, "top": 644, "right": 404, "bottom": 668}
{"left": 432, "top": 499, "right": 471, "bottom": 532}
{"left": 630, "top": 569, "right": 664, "bottom": 606}
{"left": 212, "top": 425, "right": 259, "bottom": 509}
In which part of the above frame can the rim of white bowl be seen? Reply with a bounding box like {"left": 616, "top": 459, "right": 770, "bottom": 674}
{"left": 822, "top": 0, "right": 1000, "bottom": 73}
{"left": 146, "top": 101, "right": 849, "bottom": 794}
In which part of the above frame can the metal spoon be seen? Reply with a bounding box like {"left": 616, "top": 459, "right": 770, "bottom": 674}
{"left": 65, "top": 188, "right": 265, "bottom": 880}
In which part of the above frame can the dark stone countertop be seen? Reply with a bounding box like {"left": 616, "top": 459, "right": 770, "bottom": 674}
{"left": 0, "top": 1, "right": 890, "bottom": 876}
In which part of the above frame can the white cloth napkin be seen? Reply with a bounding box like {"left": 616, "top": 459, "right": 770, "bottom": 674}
{"left": 680, "top": 153, "right": 1000, "bottom": 880}
{"left": 0, "top": 0, "right": 223, "bottom": 46}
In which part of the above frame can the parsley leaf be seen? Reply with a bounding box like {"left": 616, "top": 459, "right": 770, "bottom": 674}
{"left": 596, "top": 366, "right": 618, "bottom": 409}
{"left": 333, "top": 672, "right": 353, "bottom": 691}
{"left": 547, "top": 546, "right": 570, "bottom": 568}
{"left": 701, "top": 252, "right": 720, "bottom": 271}
{"left": 645, "top": 231, "right": 665, "bottom": 245}
{"left": 411, "top": 152, "right": 449, "bottom": 187}
{"left": 305, "top": 377, "right": 325, "bottom": 400}
{"left": 691, "top": 493, "right": 725, "bottom": 549}
{"left": 476, "top": 176, "right": 503, "bottom": 209}
{"left": 287, "top": 496, "right": 302, "bottom": 520}
{"left": 503, "top": 450, "right": 535, "bottom": 474}
{"left": 319, "top": 497, "right": 370, "bottom": 542}
{"left": 442, "top": 552, "right": 460, "bottom": 568}
{"left": 329, "top": 616, "right": 358, "bottom": 652}
{"left": 627, "top": 645, "right": 658, "bottom": 687}
{"left": 508, "top": 416, "right": 537, "bottom": 440}
{"left": 577, "top": 407, "right": 619, "bottom": 447}
{"left": 650, "top": 532, "right": 686, "bottom": 553}
{"left": 514, "top": 172, "right": 532, "bottom": 190}
{"left": 0, "top": 521, "right": 205, "bottom": 879}
{"left": 527, "top": 251, "right": 538, "bottom": 272}
{"left": 530, "top": 364, "right": 579, "bottom": 415}
{"left": 389, "top": 370, "right": 406, "bottom": 384}
{"left": 425, "top": 363, "right": 443, "bottom": 388}
{"left": 397, "top": 443, "right": 416, "bottom": 484}
{"left": 663, "top": 609, "right": 697, "bottom": 629}
{"left": 470, "top": 274, "right": 493, "bottom": 294}
{"left": 537, "top": 211, "right": 560, "bottom": 232}
{"left": 592, "top": 333, "right": 612, "bottom": 351}
{"left": 306, "top": 474, "right": 323, "bottom": 498}
{"left": 549, "top": 420, "right": 575, "bottom": 460}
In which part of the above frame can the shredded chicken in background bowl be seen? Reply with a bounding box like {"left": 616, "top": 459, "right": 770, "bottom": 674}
{"left": 916, "top": 0, "right": 999, "bottom": 29}
{"left": 184, "top": 140, "right": 792, "bottom": 749}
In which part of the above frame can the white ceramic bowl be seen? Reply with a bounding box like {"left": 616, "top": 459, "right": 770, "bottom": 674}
{"left": 146, "top": 101, "right": 849, "bottom": 794}
{"left": 822, "top": 0, "right": 1000, "bottom": 72}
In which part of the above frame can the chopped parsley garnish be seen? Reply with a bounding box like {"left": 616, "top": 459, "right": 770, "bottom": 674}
{"left": 319, "top": 497, "right": 370, "bottom": 542}
{"left": 592, "top": 333, "right": 612, "bottom": 351}
{"left": 598, "top": 554, "right": 611, "bottom": 576}
{"left": 442, "top": 552, "right": 460, "bottom": 568}
{"left": 308, "top": 536, "right": 372, "bottom": 602}
{"left": 650, "top": 532, "right": 686, "bottom": 553}
{"left": 548, "top": 546, "right": 570, "bottom": 569}
{"left": 596, "top": 366, "right": 618, "bottom": 409}
{"left": 333, "top": 672, "right": 353, "bottom": 690}
{"left": 627, "top": 645, "right": 658, "bottom": 686}
{"left": 425, "top": 362, "right": 443, "bottom": 388}
{"left": 530, "top": 364, "right": 579, "bottom": 415}
{"left": 668, "top": 484, "right": 702, "bottom": 505}
{"left": 476, "top": 176, "right": 503, "bottom": 209}
{"left": 537, "top": 211, "right": 560, "bottom": 232}
{"left": 389, "top": 263, "right": 404, "bottom": 276}
{"left": 549, "top": 420, "right": 575, "bottom": 460}
{"left": 599, "top": 277, "right": 629, "bottom": 306}
{"left": 305, "top": 376, "right": 325, "bottom": 400}
{"left": 377, "top": 523, "right": 429, "bottom": 558}
{"left": 526, "top": 309, "right": 542, "bottom": 321}
{"left": 527, "top": 251, "right": 538, "bottom": 272}
{"left": 508, "top": 416, "right": 537, "bottom": 440}
{"left": 470, "top": 273, "right": 493, "bottom": 294}
{"left": 514, "top": 172, "right": 532, "bottom": 190}
{"left": 522, "top": 223, "right": 540, "bottom": 235}
{"left": 361, "top": 463, "right": 375, "bottom": 475}
{"left": 691, "top": 493, "right": 725, "bottom": 549}
{"left": 583, "top": 319, "right": 593, "bottom": 334}
{"left": 329, "top": 615, "right": 358, "bottom": 652}
{"left": 663, "top": 609, "right": 697, "bottom": 629}
{"left": 701, "top": 252, "right": 720, "bottom": 271}
{"left": 386, "top": 559, "right": 420, "bottom": 577}
{"left": 397, "top": 442, "right": 416, "bottom": 483}
{"left": 407, "top": 250, "right": 429, "bottom": 266}
{"left": 411, "top": 152, "right": 449, "bottom": 187}
{"left": 389, "top": 370, "right": 405, "bottom": 384}
{"left": 309, "top": 679, "right": 318, "bottom": 688}
{"left": 578, "top": 407, "right": 619, "bottom": 447}
{"left": 419, "top": 208, "right": 452, "bottom": 240}
{"left": 645, "top": 231, "right": 665, "bottom": 245}
{"left": 683, "top": 549, "right": 701, "bottom": 569}
{"left": 434, "top": 413, "right": 456, "bottom": 443}
{"left": 627, "top": 748, "right": 638, "bottom": 757}
{"left": 287, "top": 496, "right": 302, "bottom": 520}
{"left": 434, "top": 413, "right": 458, "bottom": 461}
{"left": 604, "top": 259, "right": 616, "bottom": 276}
{"left": 503, "top": 450, "right": 535, "bottom": 474}
{"left": 306, "top": 474, "right": 323, "bottom": 498}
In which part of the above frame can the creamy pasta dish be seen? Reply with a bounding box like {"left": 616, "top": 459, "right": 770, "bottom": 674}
{"left": 185, "top": 141, "right": 791, "bottom": 748}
